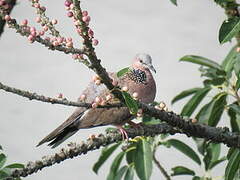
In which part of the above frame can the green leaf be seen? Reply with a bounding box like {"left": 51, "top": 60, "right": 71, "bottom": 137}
{"left": 107, "top": 151, "right": 125, "bottom": 180}
{"left": 209, "top": 156, "right": 227, "bottom": 169}
{"left": 227, "top": 148, "right": 235, "bottom": 160}
{"left": 195, "top": 92, "right": 227, "bottom": 127}
{"left": 171, "top": 166, "right": 195, "bottom": 176}
{"left": 122, "top": 91, "right": 138, "bottom": 114}
{"left": 134, "top": 139, "right": 153, "bottom": 180}
{"left": 168, "top": 139, "right": 201, "bottom": 165}
{"left": 225, "top": 149, "right": 240, "bottom": 180}
{"left": 93, "top": 143, "right": 121, "bottom": 174}
{"left": 0, "top": 169, "right": 9, "bottom": 179}
{"left": 203, "top": 143, "right": 221, "bottom": 170}
{"left": 180, "top": 55, "right": 223, "bottom": 70}
{"left": 170, "top": 0, "right": 177, "bottom": 6}
{"left": 234, "top": 59, "right": 240, "bottom": 77}
{"left": 228, "top": 103, "right": 240, "bottom": 132}
{"left": 0, "top": 146, "right": 2, "bottom": 151}
{"left": 236, "top": 78, "right": 240, "bottom": 90}
{"left": 192, "top": 176, "right": 201, "bottom": 180}
{"left": 222, "top": 45, "right": 238, "bottom": 71}
{"left": 194, "top": 138, "right": 206, "bottom": 155}
{"left": 117, "top": 67, "right": 130, "bottom": 78}
{"left": 181, "top": 87, "right": 211, "bottom": 117}
{"left": 126, "top": 148, "right": 136, "bottom": 165}
{"left": 124, "top": 165, "right": 134, "bottom": 180}
{"left": 115, "top": 166, "right": 128, "bottom": 180}
{"left": 142, "top": 114, "right": 160, "bottom": 125}
{"left": 5, "top": 163, "right": 24, "bottom": 169}
{"left": 171, "top": 87, "right": 201, "bottom": 105}
{"left": 0, "top": 154, "right": 7, "bottom": 169}
{"left": 219, "top": 17, "right": 240, "bottom": 44}
{"left": 229, "top": 104, "right": 240, "bottom": 115}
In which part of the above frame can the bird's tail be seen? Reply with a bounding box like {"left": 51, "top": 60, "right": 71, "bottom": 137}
{"left": 37, "top": 111, "right": 84, "bottom": 148}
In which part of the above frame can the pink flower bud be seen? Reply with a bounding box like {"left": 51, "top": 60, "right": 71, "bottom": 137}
{"left": 51, "top": 19, "right": 58, "bottom": 25}
{"left": 30, "top": 31, "right": 37, "bottom": 36}
{"left": 43, "top": 25, "right": 48, "bottom": 31}
{"left": 92, "top": 102, "right": 98, "bottom": 108}
{"left": 35, "top": 17, "right": 41, "bottom": 23}
{"left": 88, "top": 29, "right": 94, "bottom": 37}
{"left": 82, "top": 16, "right": 90, "bottom": 22}
{"left": 80, "top": 94, "right": 86, "bottom": 101}
{"left": 95, "top": 97, "right": 101, "bottom": 104}
{"left": 53, "top": 41, "right": 59, "bottom": 46}
{"left": 66, "top": 41, "right": 73, "bottom": 47}
{"left": 21, "top": 19, "right": 28, "bottom": 25}
{"left": 64, "top": 0, "right": 71, "bottom": 7}
{"left": 122, "top": 86, "right": 128, "bottom": 92}
{"left": 112, "top": 80, "right": 118, "bottom": 86}
{"left": 76, "top": 28, "right": 82, "bottom": 34}
{"left": 4, "top": 15, "right": 10, "bottom": 21}
{"left": 30, "top": 27, "right": 36, "bottom": 32}
{"left": 95, "top": 79, "right": 101, "bottom": 85}
{"left": 72, "top": 54, "right": 78, "bottom": 59}
{"left": 70, "top": 4, "right": 74, "bottom": 9}
{"left": 28, "top": 35, "right": 34, "bottom": 42}
{"left": 92, "top": 39, "right": 99, "bottom": 46}
{"left": 34, "top": 3, "right": 40, "bottom": 8}
{"left": 82, "top": 10, "right": 88, "bottom": 16}
{"left": 106, "top": 94, "right": 112, "bottom": 101}
{"left": 67, "top": 37, "right": 72, "bottom": 42}
{"left": 40, "top": 6, "right": 46, "bottom": 11}
{"left": 58, "top": 93, "right": 63, "bottom": 98}
{"left": 39, "top": 30, "right": 45, "bottom": 36}
{"left": 132, "top": 92, "right": 138, "bottom": 98}
{"left": 100, "top": 100, "right": 106, "bottom": 106}
{"left": 67, "top": 11, "right": 73, "bottom": 17}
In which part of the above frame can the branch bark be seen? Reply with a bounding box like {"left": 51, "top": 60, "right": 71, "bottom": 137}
{"left": 0, "top": 0, "right": 16, "bottom": 37}
{"left": 0, "top": 82, "right": 123, "bottom": 108}
{"left": 11, "top": 123, "right": 179, "bottom": 178}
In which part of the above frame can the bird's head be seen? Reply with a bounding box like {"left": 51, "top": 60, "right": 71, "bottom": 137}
{"left": 133, "top": 53, "right": 156, "bottom": 73}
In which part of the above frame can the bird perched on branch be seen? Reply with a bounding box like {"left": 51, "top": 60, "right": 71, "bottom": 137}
{"left": 37, "top": 53, "right": 156, "bottom": 148}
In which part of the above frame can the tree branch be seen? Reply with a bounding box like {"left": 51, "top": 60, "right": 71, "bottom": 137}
{"left": 0, "top": 0, "right": 16, "bottom": 37}
{"left": 0, "top": 81, "right": 123, "bottom": 108}
{"left": 11, "top": 123, "right": 180, "bottom": 178}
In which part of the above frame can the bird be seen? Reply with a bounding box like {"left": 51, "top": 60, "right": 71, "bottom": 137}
{"left": 37, "top": 53, "right": 156, "bottom": 148}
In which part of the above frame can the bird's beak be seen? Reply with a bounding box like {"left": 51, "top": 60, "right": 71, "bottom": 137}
{"left": 149, "top": 64, "right": 156, "bottom": 73}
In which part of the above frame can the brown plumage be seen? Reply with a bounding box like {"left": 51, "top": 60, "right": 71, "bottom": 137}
{"left": 37, "top": 53, "right": 156, "bottom": 148}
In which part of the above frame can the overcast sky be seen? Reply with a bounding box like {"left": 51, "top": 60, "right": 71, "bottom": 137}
{"left": 0, "top": 0, "right": 232, "bottom": 179}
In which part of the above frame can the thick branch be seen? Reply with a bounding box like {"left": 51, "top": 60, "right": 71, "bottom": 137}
{"left": 11, "top": 123, "right": 180, "bottom": 178}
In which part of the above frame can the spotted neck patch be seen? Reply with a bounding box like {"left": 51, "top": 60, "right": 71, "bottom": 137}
{"left": 125, "top": 69, "right": 147, "bottom": 84}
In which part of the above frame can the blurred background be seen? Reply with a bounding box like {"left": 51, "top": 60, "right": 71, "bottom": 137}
{"left": 0, "top": 0, "right": 233, "bottom": 179}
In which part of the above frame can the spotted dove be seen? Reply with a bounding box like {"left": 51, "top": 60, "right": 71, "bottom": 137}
{"left": 37, "top": 53, "right": 156, "bottom": 148}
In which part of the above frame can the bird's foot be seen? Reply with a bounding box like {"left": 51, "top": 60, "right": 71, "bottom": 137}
{"left": 116, "top": 125, "right": 129, "bottom": 140}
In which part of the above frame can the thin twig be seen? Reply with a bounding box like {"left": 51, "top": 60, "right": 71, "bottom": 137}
{"left": 0, "top": 0, "right": 17, "bottom": 37}
{"left": 153, "top": 149, "right": 171, "bottom": 180}
{"left": 0, "top": 81, "right": 123, "bottom": 108}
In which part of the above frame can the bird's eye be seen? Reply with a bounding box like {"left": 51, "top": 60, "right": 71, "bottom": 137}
{"left": 139, "top": 60, "right": 143, "bottom": 63}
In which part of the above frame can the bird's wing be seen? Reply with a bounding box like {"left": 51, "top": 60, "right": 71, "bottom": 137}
{"left": 37, "top": 75, "right": 124, "bottom": 147}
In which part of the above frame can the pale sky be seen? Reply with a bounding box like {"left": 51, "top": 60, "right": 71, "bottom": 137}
{"left": 0, "top": 0, "right": 232, "bottom": 179}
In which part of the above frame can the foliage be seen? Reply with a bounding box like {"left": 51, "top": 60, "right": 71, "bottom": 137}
{"left": 0, "top": 147, "right": 24, "bottom": 180}
{"left": 1, "top": 0, "right": 240, "bottom": 179}
{"left": 95, "top": 0, "right": 240, "bottom": 179}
